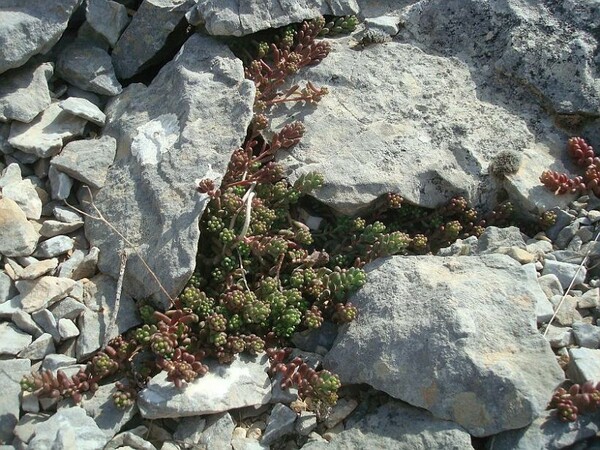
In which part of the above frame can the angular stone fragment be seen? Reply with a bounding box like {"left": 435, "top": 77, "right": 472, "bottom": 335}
{"left": 12, "top": 309, "right": 44, "bottom": 338}
{"left": 76, "top": 274, "right": 140, "bottom": 360}
{"left": 51, "top": 135, "right": 116, "bottom": 189}
{"left": 302, "top": 400, "right": 473, "bottom": 450}
{"left": 86, "top": 0, "right": 130, "bottom": 46}
{"left": 197, "top": 412, "right": 235, "bottom": 450}
{"left": 0, "top": 197, "right": 39, "bottom": 257}
{"left": 81, "top": 380, "right": 138, "bottom": 439}
{"left": 8, "top": 102, "right": 87, "bottom": 158}
{"left": 18, "top": 257, "right": 58, "bottom": 279}
{"left": 0, "top": 62, "right": 53, "bottom": 123}
{"left": 112, "top": 0, "right": 196, "bottom": 79}
{"left": 53, "top": 204, "right": 83, "bottom": 223}
{"left": 324, "top": 255, "right": 564, "bottom": 436}
{"left": 0, "top": 0, "right": 81, "bottom": 74}
{"left": 261, "top": 404, "right": 297, "bottom": 446}
{"left": 0, "top": 359, "right": 31, "bottom": 443}
{"left": 542, "top": 260, "right": 587, "bottom": 290}
{"left": 57, "top": 39, "right": 122, "bottom": 96}
{"left": 49, "top": 297, "right": 86, "bottom": 320}
{"left": 86, "top": 34, "right": 255, "bottom": 307}
{"left": 2, "top": 179, "right": 43, "bottom": 219}
{"left": 567, "top": 348, "right": 600, "bottom": 384}
{"left": 138, "top": 354, "right": 271, "bottom": 419}
{"left": 58, "top": 318, "right": 80, "bottom": 340}
{"left": 59, "top": 97, "right": 106, "bottom": 126}
{"left": 490, "top": 408, "right": 600, "bottom": 450}
{"left": 17, "top": 276, "right": 76, "bottom": 313}
{"left": 18, "top": 332, "right": 55, "bottom": 360}
{"left": 32, "top": 309, "right": 61, "bottom": 342}
{"left": 0, "top": 162, "right": 22, "bottom": 188}
{"left": 40, "top": 220, "right": 84, "bottom": 238}
{"left": 48, "top": 166, "right": 73, "bottom": 200}
{"left": 27, "top": 406, "right": 111, "bottom": 450}
{"left": 0, "top": 321, "right": 32, "bottom": 355}
{"left": 188, "top": 0, "right": 357, "bottom": 36}
{"left": 33, "top": 235, "right": 74, "bottom": 258}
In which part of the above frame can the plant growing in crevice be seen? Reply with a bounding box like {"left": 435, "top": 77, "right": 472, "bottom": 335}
{"left": 540, "top": 137, "right": 600, "bottom": 195}
{"left": 548, "top": 381, "right": 600, "bottom": 422}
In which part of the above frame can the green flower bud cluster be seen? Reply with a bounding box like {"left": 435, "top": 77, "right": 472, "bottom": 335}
{"left": 243, "top": 300, "right": 271, "bottom": 324}
{"left": 274, "top": 306, "right": 302, "bottom": 337}
{"left": 293, "top": 172, "right": 324, "bottom": 193}
{"left": 245, "top": 334, "right": 265, "bottom": 355}
{"left": 179, "top": 286, "right": 215, "bottom": 319}
{"left": 139, "top": 304, "right": 156, "bottom": 324}
{"left": 134, "top": 324, "right": 158, "bottom": 344}
{"left": 326, "top": 267, "right": 367, "bottom": 301}
{"left": 207, "top": 313, "right": 227, "bottom": 332}
{"left": 319, "top": 15, "right": 359, "bottom": 36}
{"left": 92, "top": 353, "right": 119, "bottom": 378}
{"left": 151, "top": 333, "right": 176, "bottom": 359}
{"left": 332, "top": 302, "right": 358, "bottom": 323}
{"left": 304, "top": 306, "right": 324, "bottom": 329}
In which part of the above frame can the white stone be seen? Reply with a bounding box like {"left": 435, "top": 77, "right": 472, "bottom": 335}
{"left": 59, "top": 97, "right": 106, "bottom": 126}
{"left": 0, "top": 197, "right": 39, "bottom": 257}
{"left": 131, "top": 114, "right": 179, "bottom": 166}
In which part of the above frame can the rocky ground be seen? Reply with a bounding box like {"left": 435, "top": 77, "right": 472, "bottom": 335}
{"left": 0, "top": 0, "right": 600, "bottom": 449}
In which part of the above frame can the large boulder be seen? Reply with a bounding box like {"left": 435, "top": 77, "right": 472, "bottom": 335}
{"left": 0, "top": 0, "right": 82, "bottom": 74}
{"left": 86, "top": 33, "right": 255, "bottom": 307}
{"left": 272, "top": 38, "right": 536, "bottom": 214}
{"left": 324, "top": 254, "right": 564, "bottom": 436}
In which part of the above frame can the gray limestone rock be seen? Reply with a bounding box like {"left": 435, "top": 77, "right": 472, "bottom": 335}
{"left": 53, "top": 204, "right": 83, "bottom": 223}
{"left": 0, "top": 0, "right": 81, "bottom": 74}
{"left": 489, "top": 408, "right": 600, "bottom": 450}
{"left": 19, "top": 258, "right": 59, "bottom": 279}
{"left": 32, "top": 309, "right": 61, "bottom": 342}
{"left": 138, "top": 353, "right": 271, "bottom": 419}
{"left": 302, "top": 399, "right": 473, "bottom": 450}
{"left": 18, "top": 332, "right": 55, "bottom": 360}
{"left": 86, "top": 33, "right": 255, "bottom": 307}
{"left": 49, "top": 297, "right": 86, "bottom": 321}
{"left": 401, "top": 0, "right": 600, "bottom": 116}
{"left": 544, "top": 325, "right": 574, "bottom": 349}
{"left": 197, "top": 412, "right": 236, "bottom": 450}
{"left": 173, "top": 416, "right": 206, "bottom": 447}
{"left": 476, "top": 226, "right": 527, "bottom": 253}
{"left": 0, "top": 62, "right": 53, "bottom": 123}
{"left": 32, "top": 235, "right": 74, "bottom": 258}
{"left": 40, "top": 220, "right": 84, "bottom": 238}
{"left": 81, "top": 380, "right": 139, "bottom": 439}
{"left": 51, "top": 135, "right": 116, "bottom": 189}
{"left": 272, "top": 36, "right": 535, "bottom": 215}
{"left": 13, "top": 413, "right": 49, "bottom": 445}
{"left": 2, "top": 179, "right": 43, "bottom": 219}
{"left": 542, "top": 260, "right": 587, "bottom": 290}
{"left": 48, "top": 165, "right": 74, "bottom": 200}
{"left": 104, "top": 430, "right": 157, "bottom": 450}
{"left": 324, "top": 255, "right": 564, "bottom": 436}
{"left": 56, "top": 39, "right": 122, "bottom": 96}
{"left": 41, "top": 354, "right": 77, "bottom": 373}
{"left": 11, "top": 310, "right": 44, "bottom": 338}
{"left": 8, "top": 102, "right": 88, "bottom": 158}
{"left": 112, "top": 0, "right": 197, "bottom": 79}
{"left": 188, "top": 0, "right": 358, "bottom": 36}
{"left": 27, "top": 406, "right": 111, "bottom": 450}
{"left": 0, "top": 270, "right": 17, "bottom": 302}
{"left": 567, "top": 348, "right": 600, "bottom": 384}
{"left": 58, "top": 318, "right": 80, "bottom": 340}
{"left": 86, "top": 0, "right": 130, "bottom": 47}
{"left": 0, "top": 321, "right": 32, "bottom": 355}
{"left": 17, "top": 276, "right": 76, "bottom": 313}
{"left": 261, "top": 403, "right": 297, "bottom": 446}
{"left": 572, "top": 322, "right": 600, "bottom": 348}
{"left": 0, "top": 198, "right": 40, "bottom": 257}
{"left": 59, "top": 97, "right": 106, "bottom": 126}
{"left": 0, "top": 359, "right": 31, "bottom": 443}
{"left": 0, "top": 163, "right": 22, "bottom": 188}
{"left": 76, "top": 274, "right": 141, "bottom": 360}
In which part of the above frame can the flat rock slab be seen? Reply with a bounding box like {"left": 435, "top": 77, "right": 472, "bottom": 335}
{"left": 112, "top": 0, "right": 196, "bottom": 79}
{"left": 57, "top": 39, "right": 122, "bottom": 96}
{"left": 51, "top": 135, "right": 116, "bottom": 189}
{"left": 273, "top": 38, "right": 535, "bottom": 214}
{"left": 0, "top": 61, "right": 53, "bottom": 123}
{"left": 0, "top": 359, "right": 31, "bottom": 443}
{"left": 138, "top": 353, "right": 272, "bottom": 419}
{"left": 303, "top": 400, "right": 473, "bottom": 450}
{"left": 324, "top": 254, "right": 564, "bottom": 436}
{"left": 86, "top": 33, "right": 254, "bottom": 307}
{"left": 0, "top": 197, "right": 40, "bottom": 257}
{"left": 0, "top": 0, "right": 81, "bottom": 74}
{"left": 8, "top": 102, "right": 87, "bottom": 158}
{"left": 189, "top": 0, "right": 358, "bottom": 36}
{"left": 27, "top": 406, "right": 110, "bottom": 450}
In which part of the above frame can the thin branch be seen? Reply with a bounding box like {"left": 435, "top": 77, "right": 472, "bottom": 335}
{"left": 104, "top": 250, "right": 128, "bottom": 348}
